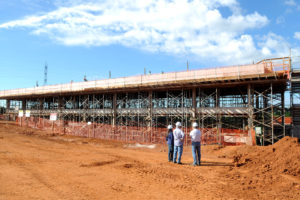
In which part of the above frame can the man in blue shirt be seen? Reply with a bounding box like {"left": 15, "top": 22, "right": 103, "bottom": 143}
{"left": 166, "top": 125, "right": 174, "bottom": 162}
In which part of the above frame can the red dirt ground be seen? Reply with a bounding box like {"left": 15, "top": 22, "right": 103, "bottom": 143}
{"left": 0, "top": 121, "right": 299, "bottom": 200}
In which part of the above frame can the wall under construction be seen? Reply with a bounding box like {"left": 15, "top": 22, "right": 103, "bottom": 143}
{"left": 0, "top": 57, "right": 290, "bottom": 145}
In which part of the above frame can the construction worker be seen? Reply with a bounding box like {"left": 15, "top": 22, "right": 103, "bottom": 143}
{"left": 166, "top": 125, "right": 174, "bottom": 162}
{"left": 189, "top": 122, "right": 202, "bottom": 166}
{"left": 173, "top": 122, "right": 185, "bottom": 164}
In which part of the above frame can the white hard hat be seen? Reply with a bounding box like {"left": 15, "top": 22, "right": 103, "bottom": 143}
{"left": 167, "top": 125, "right": 173, "bottom": 129}
{"left": 192, "top": 122, "right": 198, "bottom": 127}
{"left": 176, "top": 122, "right": 182, "bottom": 127}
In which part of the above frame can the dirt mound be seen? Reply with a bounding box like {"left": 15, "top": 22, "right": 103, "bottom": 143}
{"left": 233, "top": 136, "right": 300, "bottom": 176}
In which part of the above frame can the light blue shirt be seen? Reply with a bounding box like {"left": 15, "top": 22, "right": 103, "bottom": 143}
{"left": 173, "top": 128, "right": 185, "bottom": 146}
{"left": 189, "top": 128, "right": 201, "bottom": 142}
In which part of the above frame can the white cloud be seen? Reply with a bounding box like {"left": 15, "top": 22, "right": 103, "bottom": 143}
{"left": 258, "top": 33, "right": 291, "bottom": 58}
{"left": 285, "top": 0, "right": 297, "bottom": 6}
{"left": 0, "top": 0, "right": 292, "bottom": 64}
{"left": 285, "top": 0, "right": 300, "bottom": 10}
{"left": 294, "top": 32, "right": 300, "bottom": 40}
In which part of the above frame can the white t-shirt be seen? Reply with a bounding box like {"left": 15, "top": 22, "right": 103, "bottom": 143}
{"left": 189, "top": 128, "right": 201, "bottom": 142}
{"left": 173, "top": 128, "right": 185, "bottom": 146}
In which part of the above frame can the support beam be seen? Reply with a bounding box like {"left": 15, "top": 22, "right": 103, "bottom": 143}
{"left": 6, "top": 100, "right": 10, "bottom": 110}
{"left": 192, "top": 88, "right": 197, "bottom": 122}
{"left": 216, "top": 88, "right": 221, "bottom": 145}
{"left": 147, "top": 91, "right": 153, "bottom": 127}
{"left": 282, "top": 91, "right": 285, "bottom": 137}
{"left": 247, "top": 84, "right": 253, "bottom": 145}
{"left": 271, "top": 83, "right": 274, "bottom": 144}
{"left": 112, "top": 93, "right": 117, "bottom": 127}
{"left": 263, "top": 94, "right": 267, "bottom": 146}
{"left": 22, "top": 99, "right": 26, "bottom": 111}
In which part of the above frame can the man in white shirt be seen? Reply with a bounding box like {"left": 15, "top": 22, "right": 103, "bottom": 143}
{"left": 189, "top": 122, "right": 201, "bottom": 166}
{"left": 173, "top": 122, "right": 185, "bottom": 164}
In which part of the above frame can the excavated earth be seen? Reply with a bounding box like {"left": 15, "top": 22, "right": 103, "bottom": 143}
{"left": 0, "top": 121, "right": 299, "bottom": 200}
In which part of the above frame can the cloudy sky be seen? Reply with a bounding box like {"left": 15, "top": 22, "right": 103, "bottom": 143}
{"left": 0, "top": 0, "right": 300, "bottom": 90}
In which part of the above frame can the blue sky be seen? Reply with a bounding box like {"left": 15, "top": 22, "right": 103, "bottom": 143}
{"left": 0, "top": 0, "right": 300, "bottom": 90}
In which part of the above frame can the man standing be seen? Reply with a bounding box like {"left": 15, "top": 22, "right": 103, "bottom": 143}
{"left": 189, "top": 122, "right": 202, "bottom": 166}
{"left": 173, "top": 122, "right": 185, "bottom": 164}
{"left": 166, "top": 125, "right": 174, "bottom": 162}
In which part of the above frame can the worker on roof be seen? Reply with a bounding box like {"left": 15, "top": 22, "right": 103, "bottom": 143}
{"left": 166, "top": 124, "right": 174, "bottom": 162}
{"left": 173, "top": 122, "right": 185, "bottom": 164}
{"left": 189, "top": 122, "right": 202, "bottom": 166}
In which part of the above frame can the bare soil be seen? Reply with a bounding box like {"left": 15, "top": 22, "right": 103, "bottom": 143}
{"left": 0, "top": 121, "right": 299, "bottom": 200}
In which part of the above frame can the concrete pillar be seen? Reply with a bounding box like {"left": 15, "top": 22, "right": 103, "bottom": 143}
{"left": 271, "top": 83, "right": 274, "bottom": 144}
{"left": 216, "top": 88, "right": 221, "bottom": 144}
{"left": 282, "top": 90, "right": 285, "bottom": 137}
{"left": 263, "top": 94, "right": 268, "bottom": 146}
{"left": 22, "top": 99, "right": 26, "bottom": 111}
{"left": 6, "top": 100, "right": 10, "bottom": 110}
{"left": 192, "top": 88, "right": 197, "bottom": 122}
{"left": 247, "top": 84, "right": 253, "bottom": 145}
{"left": 112, "top": 93, "right": 117, "bottom": 127}
{"left": 58, "top": 96, "right": 63, "bottom": 109}
{"left": 39, "top": 99, "right": 44, "bottom": 110}
{"left": 147, "top": 91, "right": 153, "bottom": 128}
{"left": 58, "top": 96, "right": 64, "bottom": 121}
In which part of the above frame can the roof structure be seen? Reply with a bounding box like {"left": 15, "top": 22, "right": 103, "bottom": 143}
{"left": 0, "top": 57, "right": 290, "bottom": 99}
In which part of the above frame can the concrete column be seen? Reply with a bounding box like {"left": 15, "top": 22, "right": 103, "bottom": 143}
{"left": 22, "top": 99, "right": 26, "bottom": 111}
{"left": 263, "top": 94, "right": 267, "bottom": 146}
{"left": 282, "top": 90, "right": 285, "bottom": 137}
{"left": 216, "top": 88, "right": 220, "bottom": 108}
{"left": 192, "top": 88, "right": 197, "bottom": 122}
{"left": 6, "top": 100, "right": 10, "bottom": 110}
{"left": 58, "top": 96, "right": 63, "bottom": 109}
{"left": 216, "top": 88, "right": 221, "bottom": 144}
{"left": 147, "top": 91, "right": 153, "bottom": 127}
{"left": 271, "top": 83, "right": 274, "bottom": 144}
{"left": 112, "top": 93, "right": 117, "bottom": 127}
{"left": 39, "top": 99, "right": 44, "bottom": 110}
{"left": 247, "top": 84, "right": 253, "bottom": 145}
{"left": 58, "top": 96, "right": 63, "bottom": 121}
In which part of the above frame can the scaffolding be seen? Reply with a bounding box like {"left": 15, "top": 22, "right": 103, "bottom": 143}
{"left": 1, "top": 57, "right": 290, "bottom": 145}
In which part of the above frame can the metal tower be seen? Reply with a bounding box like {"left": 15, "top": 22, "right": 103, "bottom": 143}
{"left": 44, "top": 63, "right": 48, "bottom": 86}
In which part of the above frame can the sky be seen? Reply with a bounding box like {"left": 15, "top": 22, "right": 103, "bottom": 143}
{"left": 0, "top": 0, "right": 300, "bottom": 91}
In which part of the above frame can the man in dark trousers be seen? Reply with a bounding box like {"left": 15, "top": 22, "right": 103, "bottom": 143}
{"left": 166, "top": 125, "right": 174, "bottom": 162}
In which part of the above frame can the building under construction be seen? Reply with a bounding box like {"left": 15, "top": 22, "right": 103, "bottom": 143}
{"left": 0, "top": 57, "right": 292, "bottom": 145}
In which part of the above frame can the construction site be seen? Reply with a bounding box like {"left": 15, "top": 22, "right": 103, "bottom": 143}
{"left": 0, "top": 57, "right": 296, "bottom": 145}
{"left": 1, "top": 57, "right": 300, "bottom": 199}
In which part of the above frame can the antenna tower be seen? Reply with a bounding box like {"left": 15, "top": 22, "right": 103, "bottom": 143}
{"left": 44, "top": 62, "right": 48, "bottom": 85}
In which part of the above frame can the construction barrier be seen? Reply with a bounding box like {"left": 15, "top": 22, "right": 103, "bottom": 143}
{"left": 16, "top": 117, "right": 250, "bottom": 146}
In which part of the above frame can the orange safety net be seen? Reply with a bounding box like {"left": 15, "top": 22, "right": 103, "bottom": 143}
{"left": 16, "top": 117, "right": 251, "bottom": 146}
